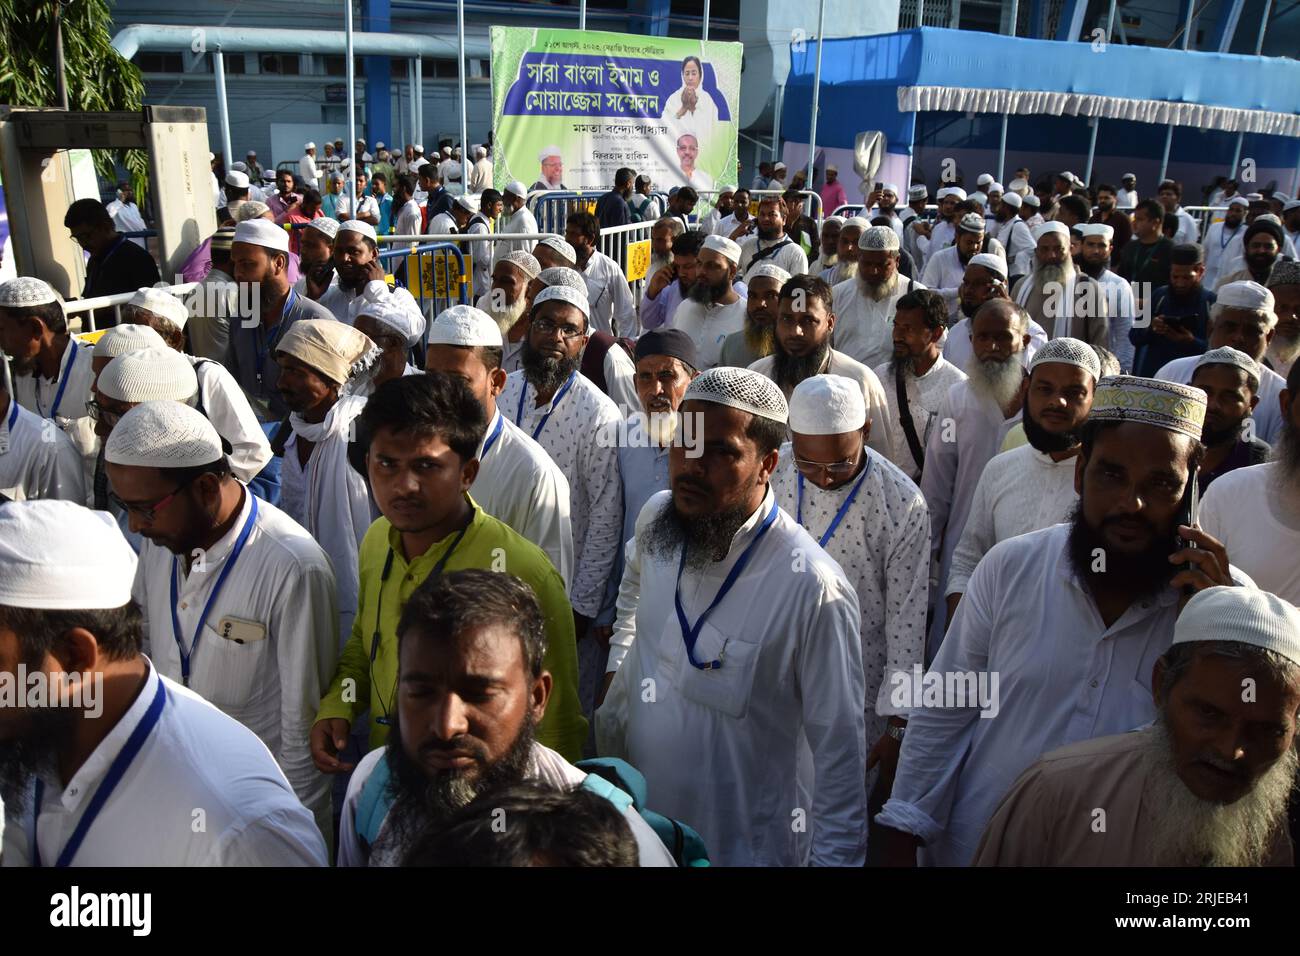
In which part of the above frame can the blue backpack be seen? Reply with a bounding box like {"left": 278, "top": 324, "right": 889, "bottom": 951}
{"left": 354, "top": 755, "right": 710, "bottom": 867}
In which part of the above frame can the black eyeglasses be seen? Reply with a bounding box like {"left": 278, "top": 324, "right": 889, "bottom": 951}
{"left": 531, "top": 317, "right": 586, "bottom": 340}
{"left": 86, "top": 399, "right": 126, "bottom": 426}
{"left": 108, "top": 472, "right": 200, "bottom": 524}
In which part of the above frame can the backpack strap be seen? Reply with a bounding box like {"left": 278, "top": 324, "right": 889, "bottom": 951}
{"left": 895, "top": 365, "right": 926, "bottom": 476}
{"left": 354, "top": 756, "right": 394, "bottom": 849}
{"left": 580, "top": 772, "right": 636, "bottom": 814}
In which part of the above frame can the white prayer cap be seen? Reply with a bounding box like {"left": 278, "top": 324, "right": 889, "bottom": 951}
{"left": 306, "top": 217, "right": 341, "bottom": 240}
{"left": 262, "top": 170, "right": 277, "bottom": 183}
{"left": 92, "top": 323, "right": 166, "bottom": 359}
{"left": 376, "top": 142, "right": 386, "bottom": 150}
{"left": 907, "top": 184, "right": 928, "bottom": 200}
{"left": 969, "top": 191, "right": 988, "bottom": 208}
{"left": 937, "top": 187, "right": 967, "bottom": 202}
{"left": 277, "top": 319, "right": 374, "bottom": 386}
{"left": 1033, "top": 221, "right": 1070, "bottom": 243}
{"left": 473, "top": 145, "right": 487, "bottom": 159}
{"left": 859, "top": 226, "right": 900, "bottom": 252}
{"left": 976, "top": 173, "right": 994, "bottom": 188}
{"left": 682, "top": 366, "right": 788, "bottom": 425}
{"left": 773, "top": 162, "right": 787, "bottom": 172}
{"left": 304, "top": 141, "right": 316, "bottom": 150}
{"left": 537, "top": 266, "right": 587, "bottom": 293}
{"left": 234, "top": 218, "right": 289, "bottom": 253}
{"left": 454, "top": 192, "right": 478, "bottom": 212}
{"left": 533, "top": 284, "right": 590, "bottom": 320}
{"left": 106, "top": 400, "right": 223, "bottom": 470}
{"left": 442, "top": 146, "right": 453, "bottom": 157}
{"left": 1194, "top": 345, "right": 1261, "bottom": 389}
{"left": 414, "top": 144, "right": 425, "bottom": 154}
{"left": 701, "top": 234, "right": 742, "bottom": 264}
{"left": 988, "top": 182, "right": 1004, "bottom": 194}
{"left": 717, "top": 185, "right": 737, "bottom": 194}
{"left": 209, "top": 151, "right": 215, "bottom": 161}
{"left": 1000, "top": 191, "right": 1023, "bottom": 209}
{"left": 353, "top": 284, "right": 426, "bottom": 347}
{"left": 1058, "top": 170, "right": 1076, "bottom": 182}
{"left": 841, "top": 216, "right": 871, "bottom": 232}
{"left": 446, "top": 162, "right": 465, "bottom": 181}
{"left": 1121, "top": 172, "right": 1137, "bottom": 181}
{"left": 234, "top": 201, "right": 270, "bottom": 223}
{"left": 880, "top": 183, "right": 899, "bottom": 194}
{"left": 1228, "top": 196, "right": 1250, "bottom": 208}
{"left": 957, "top": 212, "right": 985, "bottom": 234}
{"left": 230, "top": 162, "right": 249, "bottom": 173}
{"left": 538, "top": 145, "right": 563, "bottom": 162}
{"left": 747, "top": 263, "right": 791, "bottom": 285}
{"left": 0, "top": 501, "right": 137, "bottom": 610}
{"left": 97, "top": 347, "right": 198, "bottom": 404}
{"left": 504, "top": 180, "right": 528, "bottom": 198}
{"left": 502, "top": 250, "right": 542, "bottom": 280}
{"left": 337, "top": 219, "right": 378, "bottom": 243}
{"left": 536, "top": 235, "right": 577, "bottom": 265}
{"left": 1173, "top": 586, "right": 1300, "bottom": 668}
{"left": 1007, "top": 178, "right": 1029, "bottom": 193}
{"left": 224, "top": 170, "right": 250, "bottom": 189}
{"left": 1245, "top": 192, "right": 1265, "bottom": 202}
{"left": 1022, "top": 193, "right": 1041, "bottom": 208}
{"left": 1216, "top": 280, "right": 1275, "bottom": 313}
{"left": 1028, "top": 337, "right": 1102, "bottom": 382}
{"left": 1285, "top": 199, "right": 1300, "bottom": 213}
{"left": 127, "top": 287, "right": 190, "bottom": 329}
{"left": 1076, "top": 223, "right": 1114, "bottom": 242}
{"left": 789, "top": 374, "right": 866, "bottom": 435}
{"left": 968, "top": 252, "right": 1007, "bottom": 279}
{"left": 429, "top": 304, "right": 502, "bottom": 348}
{"left": 0, "top": 277, "right": 59, "bottom": 309}
{"left": 823, "top": 215, "right": 846, "bottom": 227}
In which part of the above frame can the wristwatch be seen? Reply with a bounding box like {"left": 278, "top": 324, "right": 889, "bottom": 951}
{"left": 886, "top": 724, "right": 906, "bottom": 742}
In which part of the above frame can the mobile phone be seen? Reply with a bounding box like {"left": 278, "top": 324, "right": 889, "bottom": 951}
{"left": 875, "top": 181, "right": 883, "bottom": 192}
{"left": 1173, "top": 469, "right": 1200, "bottom": 594}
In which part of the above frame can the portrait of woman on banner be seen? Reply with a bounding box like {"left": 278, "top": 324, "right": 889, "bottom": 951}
{"left": 661, "top": 55, "right": 721, "bottom": 137}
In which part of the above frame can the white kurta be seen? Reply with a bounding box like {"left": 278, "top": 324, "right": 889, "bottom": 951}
{"left": 499, "top": 371, "right": 623, "bottom": 619}
{"left": 1202, "top": 221, "right": 1244, "bottom": 290}
{"left": 598, "top": 488, "right": 868, "bottom": 866}
{"left": 2, "top": 662, "right": 327, "bottom": 866}
{"left": 466, "top": 218, "right": 492, "bottom": 299}
{"left": 393, "top": 199, "right": 423, "bottom": 237}
{"left": 471, "top": 408, "right": 575, "bottom": 587}
{"left": 1217, "top": 230, "right": 1299, "bottom": 282}
{"left": 945, "top": 444, "right": 1079, "bottom": 596}
{"left": 871, "top": 355, "right": 968, "bottom": 482}
{"left": 771, "top": 448, "right": 930, "bottom": 751}
{"left": 923, "top": 220, "right": 955, "bottom": 268}
{"left": 299, "top": 154, "right": 320, "bottom": 189}
{"left": 1200, "top": 462, "right": 1300, "bottom": 605}
{"left": 878, "top": 523, "right": 1252, "bottom": 866}
{"left": 11, "top": 338, "right": 98, "bottom": 492}
{"left": 830, "top": 274, "right": 925, "bottom": 371}
{"left": 317, "top": 283, "right": 362, "bottom": 324}
{"left": 1155, "top": 354, "right": 1284, "bottom": 445}
{"left": 1095, "top": 268, "right": 1137, "bottom": 371}
{"left": 940, "top": 315, "right": 1048, "bottom": 375}
{"left": 581, "top": 252, "right": 637, "bottom": 338}
{"left": 192, "top": 359, "right": 273, "bottom": 485}
{"left": 737, "top": 236, "right": 810, "bottom": 278}
{"left": 0, "top": 398, "right": 86, "bottom": 503}
{"left": 106, "top": 199, "right": 147, "bottom": 248}
{"left": 993, "top": 216, "right": 1034, "bottom": 265}
{"left": 671, "top": 297, "right": 747, "bottom": 369}
{"left": 132, "top": 489, "right": 339, "bottom": 833}
{"left": 603, "top": 341, "right": 640, "bottom": 416}
{"left": 495, "top": 206, "right": 539, "bottom": 260}
{"left": 921, "top": 246, "right": 978, "bottom": 320}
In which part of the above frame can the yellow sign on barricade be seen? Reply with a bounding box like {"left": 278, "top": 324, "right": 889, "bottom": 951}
{"left": 625, "top": 239, "right": 651, "bottom": 282}
{"left": 405, "top": 249, "right": 471, "bottom": 303}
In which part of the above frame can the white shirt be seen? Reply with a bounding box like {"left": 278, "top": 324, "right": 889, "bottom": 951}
{"left": 1094, "top": 268, "right": 1137, "bottom": 371}
{"left": 393, "top": 199, "right": 423, "bottom": 237}
{"left": 598, "top": 488, "right": 867, "bottom": 866}
{"left": 1200, "top": 462, "right": 1300, "bottom": 604}
{"left": 1202, "top": 220, "right": 1245, "bottom": 289}
{"left": 1155, "top": 354, "right": 1285, "bottom": 445}
{"left": 11, "top": 338, "right": 98, "bottom": 488}
{"left": 924, "top": 220, "right": 956, "bottom": 268}
{"left": 1116, "top": 188, "right": 1138, "bottom": 208}
{"left": 192, "top": 359, "right": 273, "bottom": 485}
{"left": 465, "top": 216, "right": 493, "bottom": 299}
{"left": 771, "top": 447, "right": 929, "bottom": 750}
{"left": 500, "top": 371, "right": 623, "bottom": 618}
{"left": 1217, "top": 231, "right": 1300, "bottom": 283}
{"left": 871, "top": 354, "right": 968, "bottom": 481}
{"left": 132, "top": 489, "right": 339, "bottom": 832}
{"left": 945, "top": 443, "right": 1079, "bottom": 596}
{"left": 1171, "top": 206, "right": 1200, "bottom": 245}
{"left": 830, "top": 274, "right": 925, "bottom": 371}
{"left": 878, "top": 523, "right": 1253, "bottom": 866}
{"left": 993, "top": 216, "right": 1034, "bottom": 264}
{"left": 469, "top": 156, "right": 494, "bottom": 194}
{"left": 496, "top": 206, "right": 539, "bottom": 259}
{"left": 581, "top": 251, "right": 637, "bottom": 337}
{"left": 337, "top": 193, "right": 379, "bottom": 223}
{"left": 714, "top": 213, "right": 750, "bottom": 239}
{"left": 921, "top": 246, "right": 994, "bottom": 320}
{"left": 471, "top": 408, "right": 575, "bottom": 587}
{"left": 298, "top": 154, "right": 319, "bottom": 189}
{"left": 428, "top": 211, "right": 458, "bottom": 236}
{"left": 602, "top": 341, "right": 640, "bottom": 416}
{"left": 0, "top": 397, "right": 86, "bottom": 503}
{"left": 317, "top": 283, "right": 362, "bottom": 324}
{"left": 106, "top": 199, "right": 147, "bottom": 248}
{"left": 338, "top": 743, "right": 675, "bottom": 867}
{"left": 2, "top": 661, "right": 327, "bottom": 866}
{"left": 738, "top": 235, "right": 809, "bottom": 278}
{"left": 941, "top": 315, "right": 1048, "bottom": 383}
{"left": 670, "top": 297, "right": 747, "bottom": 369}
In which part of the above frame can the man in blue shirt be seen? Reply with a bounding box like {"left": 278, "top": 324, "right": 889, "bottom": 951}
{"left": 1130, "top": 242, "right": 1214, "bottom": 378}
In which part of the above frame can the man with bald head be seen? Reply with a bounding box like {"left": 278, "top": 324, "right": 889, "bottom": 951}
{"left": 831, "top": 226, "right": 926, "bottom": 370}
{"left": 1012, "top": 221, "right": 1109, "bottom": 350}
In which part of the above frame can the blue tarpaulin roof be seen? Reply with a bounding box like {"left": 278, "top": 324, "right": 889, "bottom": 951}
{"left": 784, "top": 27, "right": 1300, "bottom": 152}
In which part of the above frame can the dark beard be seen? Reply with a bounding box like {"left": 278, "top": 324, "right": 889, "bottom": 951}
{"left": 959, "top": 297, "right": 981, "bottom": 320}
{"left": 1078, "top": 258, "right": 1107, "bottom": 279}
{"left": 520, "top": 338, "right": 580, "bottom": 396}
{"left": 1200, "top": 418, "right": 1243, "bottom": 448}
{"left": 1246, "top": 254, "right": 1275, "bottom": 279}
{"left": 772, "top": 337, "right": 831, "bottom": 391}
{"left": 0, "top": 695, "right": 76, "bottom": 815}
{"left": 757, "top": 226, "right": 781, "bottom": 242}
{"left": 384, "top": 708, "right": 537, "bottom": 855}
{"left": 1065, "top": 500, "right": 1177, "bottom": 600}
{"left": 641, "top": 495, "right": 755, "bottom": 571}
{"left": 689, "top": 276, "right": 730, "bottom": 305}
{"left": 1023, "top": 409, "right": 1082, "bottom": 454}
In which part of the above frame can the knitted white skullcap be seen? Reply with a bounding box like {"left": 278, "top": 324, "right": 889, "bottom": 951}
{"left": 225, "top": 171, "right": 250, "bottom": 189}
{"left": 1216, "top": 280, "right": 1275, "bottom": 313}
{"left": 128, "top": 287, "right": 190, "bottom": 330}
{"left": 789, "top": 374, "right": 866, "bottom": 435}
{"left": 1173, "top": 587, "right": 1300, "bottom": 667}
{"left": 682, "top": 366, "right": 788, "bottom": 425}
{"left": 306, "top": 217, "right": 341, "bottom": 240}
{"left": 957, "top": 212, "right": 985, "bottom": 234}
{"left": 907, "top": 184, "right": 928, "bottom": 200}
{"left": 234, "top": 201, "right": 271, "bottom": 223}
{"left": 234, "top": 217, "right": 289, "bottom": 252}
{"left": 1228, "top": 196, "right": 1250, "bottom": 208}
{"left": 969, "top": 192, "right": 988, "bottom": 208}
{"left": 537, "top": 266, "right": 587, "bottom": 293}
{"left": 105, "top": 400, "right": 222, "bottom": 469}
{"left": 501, "top": 250, "right": 541, "bottom": 280}
{"left": 352, "top": 283, "right": 426, "bottom": 346}
{"left": 1077, "top": 223, "right": 1114, "bottom": 242}
{"left": 747, "top": 263, "right": 792, "bottom": 285}
{"left": 429, "top": 305, "right": 502, "bottom": 348}
{"left": 702, "top": 234, "right": 742, "bottom": 265}
{"left": 1000, "top": 191, "right": 1023, "bottom": 209}
{"left": 824, "top": 215, "right": 847, "bottom": 227}
{"left": 1022, "top": 193, "right": 1041, "bottom": 208}
{"left": 0, "top": 501, "right": 137, "bottom": 610}
{"left": 1034, "top": 221, "right": 1070, "bottom": 243}
{"left": 988, "top": 182, "right": 1004, "bottom": 194}
{"left": 976, "top": 174, "right": 994, "bottom": 188}
{"left": 504, "top": 180, "right": 528, "bottom": 198}
{"left": 1028, "top": 336, "right": 1102, "bottom": 381}
{"left": 337, "top": 219, "right": 378, "bottom": 243}
{"left": 532, "top": 284, "right": 589, "bottom": 319}
{"left": 92, "top": 323, "right": 166, "bottom": 359}
{"left": 98, "top": 347, "right": 197, "bottom": 404}
{"left": 859, "top": 226, "right": 900, "bottom": 251}
{"left": 967, "top": 252, "right": 1007, "bottom": 278}
{"left": 1007, "top": 178, "right": 1029, "bottom": 193}
{"left": 536, "top": 236, "right": 577, "bottom": 265}
{"left": 454, "top": 191, "right": 478, "bottom": 212}
{"left": 1194, "top": 346, "right": 1261, "bottom": 390}
{"left": 841, "top": 216, "right": 871, "bottom": 233}
{"left": 0, "top": 277, "right": 59, "bottom": 309}
{"left": 1267, "top": 261, "right": 1300, "bottom": 288}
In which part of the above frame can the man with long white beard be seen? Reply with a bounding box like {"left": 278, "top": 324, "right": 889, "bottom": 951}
{"left": 822, "top": 216, "right": 867, "bottom": 286}
{"left": 749, "top": 274, "right": 894, "bottom": 459}
{"left": 879, "top": 376, "right": 1247, "bottom": 867}
{"left": 920, "top": 299, "right": 1030, "bottom": 659}
{"left": 476, "top": 251, "right": 541, "bottom": 373}
{"left": 922, "top": 212, "right": 1001, "bottom": 322}
{"left": 1265, "top": 261, "right": 1300, "bottom": 377}
{"left": 809, "top": 216, "right": 844, "bottom": 275}
{"left": 1199, "top": 360, "right": 1300, "bottom": 604}
{"left": 831, "top": 226, "right": 925, "bottom": 371}
{"left": 1075, "top": 223, "right": 1137, "bottom": 372}
{"left": 945, "top": 338, "right": 1100, "bottom": 622}
{"left": 719, "top": 263, "right": 787, "bottom": 368}
{"left": 976, "top": 587, "right": 1300, "bottom": 866}
{"left": 671, "top": 235, "right": 748, "bottom": 369}
{"left": 991, "top": 192, "right": 1034, "bottom": 269}
{"left": 736, "top": 195, "right": 809, "bottom": 280}
{"left": 1012, "top": 221, "right": 1109, "bottom": 349}
{"left": 942, "top": 254, "right": 1048, "bottom": 380}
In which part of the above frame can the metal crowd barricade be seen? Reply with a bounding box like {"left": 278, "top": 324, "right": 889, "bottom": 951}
{"left": 526, "top": 190, "right": 603, "bottom": 235}
{"left": 595, "top": 220, "right": 657, "bottom": 330}
{"left": 375, "top": 239, "right": 469, "bottom": 345}
{"left": 1183, "top": 205, "right": 1229, "bottom": 240}
{"left": 63, "top": 281, "right": 201, "bottom": 334}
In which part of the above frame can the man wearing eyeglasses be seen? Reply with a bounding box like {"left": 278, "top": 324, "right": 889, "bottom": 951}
{"left": 770, "top": 373, "right": 929, "bottom": 862}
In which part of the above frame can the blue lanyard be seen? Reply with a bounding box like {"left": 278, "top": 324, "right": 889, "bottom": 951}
{"left": 254, "top": 290, "right": 297, "bottom": 386}
{"left": 796, "top": 456, "right": 873, "bottom": 548}
{"left": 515, "top": 370, "right": 576, "bottom": 441}
{"left": 1221, "top": 224, "right": 1238, "bottom": 250}
{"left": 674, "top": 501, "right": 778, "bottom": 670}
{"left": 38, "top": 342, "right": 80, "bottom": 420}
{"left": 480, "top": 413, "right": 504, "bottom": 461}
{"left": 33, "top": 677, "right": 167, "bottom": 867}
{"left": 169, "top": 495, "right": 259, "bottom": 686}
{"left": 6, "top": 397, "right": 17, "bottom": 431}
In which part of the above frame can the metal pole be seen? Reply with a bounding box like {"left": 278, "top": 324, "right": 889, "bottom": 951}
{"left": 213, "top": 51, "right": 233, "bottom": 175}
{"left": 703, "top": 0, "right": 710, "bottom": 40}
{"left": 806, "top": 0, "right": 827, "bottom": 188}
{"left": 457, "top": 0, "right": 468, "bottom": 172}
{"left": 1084, "top": 116, "right": 1100, "bottom": 185}
{"left": 54, "top": 2, "right": 69, "bottom": 110}
{"left": 345, "top": 0, "right": 357, "bottom": 215}
{"left": 408, "top": 60, "right": 417, "bottom": 152}
{"left": 771, "top": 83, "right": 784, "bottom": 162}
{"left": 997, "top": 115, "right": 1008, "bottom": 183}
{"left": 1158, "top": 125, "right": 1174, "bottom": 182}
{"left": 915, "top": 0, "right": 924, "bottom": 29}
{"left": 580, "top": 0, "right": 586, "bottom": 30}
{"left": 415, "top": 57, "right": 424, "bottom": 147}
{"left": 1007, "top": 0, "right": 1018, "bottom": 35}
